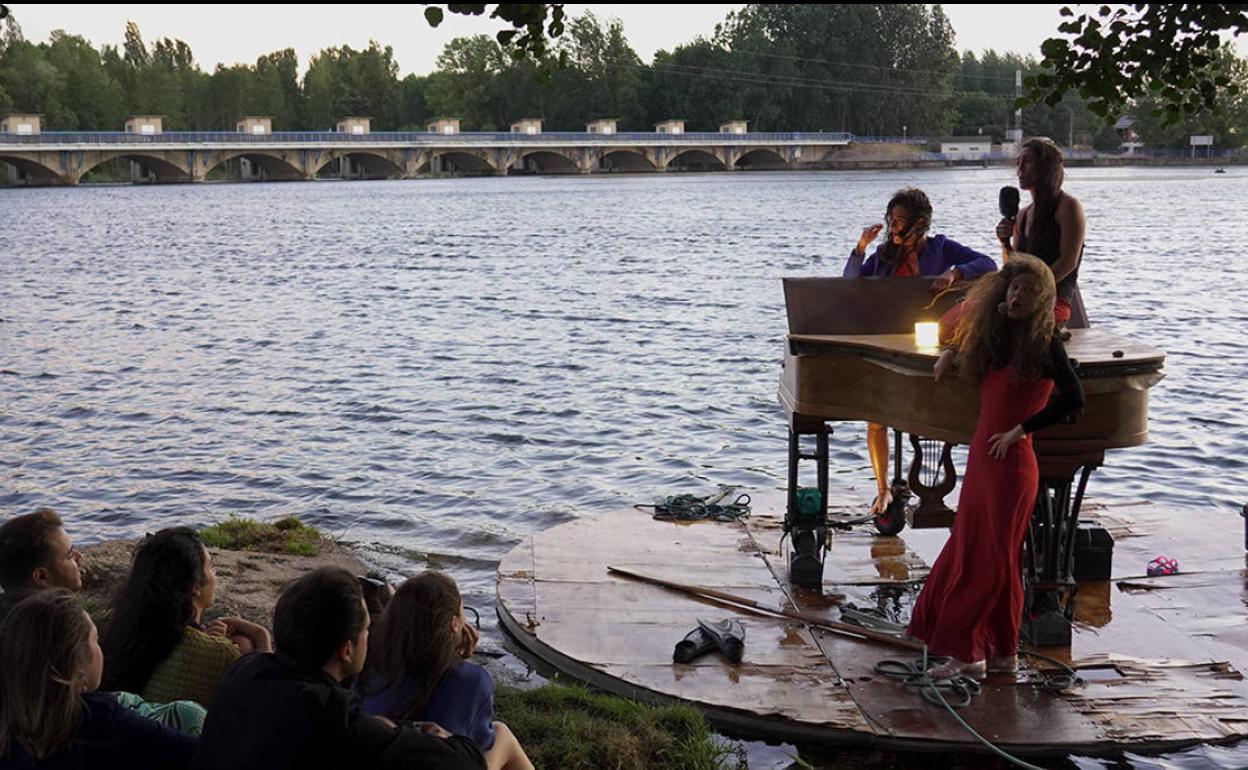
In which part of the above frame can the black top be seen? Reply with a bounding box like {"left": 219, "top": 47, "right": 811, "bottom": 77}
{"left": 1017, "top": 193, "right": 1082, "bottom": 303}
{"left": 191, "top": 653, "right": 484, "bottom": 770}
{"left": 0, "top": 691, "right": 195, "bottom": 770}
{"left": 1020, "top": 336, "right": 1086, "bottom": 435}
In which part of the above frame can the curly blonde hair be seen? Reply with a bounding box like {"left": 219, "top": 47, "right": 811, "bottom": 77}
{"left": 954, "top": 252, "right": 1056, "bottom": 383}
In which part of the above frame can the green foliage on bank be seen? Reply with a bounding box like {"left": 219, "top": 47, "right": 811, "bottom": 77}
{"left": 496, "top": 682, "right": 745, "bottom": 770}
{"left": 200, "top": 515, "right": 322, "bottom": 557}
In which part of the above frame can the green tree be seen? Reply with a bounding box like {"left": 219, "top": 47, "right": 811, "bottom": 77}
{"left": 703, "top": 4, "right": 960, "bottom": 135}
{"left": 425, "top": 35, "right": 508, "bottom": 129}
{"left": 44, "top": 31, "right": 125, "bottom": 129}
{"left": 646, "top": 40, "right": 740, "bottom": 131}
{"left": 560, "top": 12, "right": 644, "bottom": 129}
{"left": 1130, "top": 48, "right": 1248, "bottom": 148}
{"left": 1030, "top": 4, "right": 1248, "bottom": 123}
{"left": 398, "top": 73, "right": 430, "bottom": 129}
{"left": 256, "top": 49, "right": 303, "bottom": 129}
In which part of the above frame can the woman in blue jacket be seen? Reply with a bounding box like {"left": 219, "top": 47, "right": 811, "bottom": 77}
{"left": 844, "top": 188, "right": 996, "bottom": 517}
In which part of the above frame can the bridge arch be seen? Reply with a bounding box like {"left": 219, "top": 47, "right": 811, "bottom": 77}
{"left": 0, "top": 154, "right": 63, "bottom": 184}
{"left": 432, "top": 150, "right": 496, "bottom": 175}
{"left": 735, "top": 148, "right": 789, "bottom": 170}
{"left": 598, "top": 149, "right": 657, "bottom": 172}
{"left": 200, "top": 150, "right": 304, "bottom": 181}
{"left": 514, "top": 150, "right": 579, "bottom": 174}
{"left": 74, "top": 152, "right": 192, "bottom": 183}
{"left": 312, "top": 150, "right": 404, "bottom": 180}
{"left": 668, "top": 149, "right": 726, "bottom": 172}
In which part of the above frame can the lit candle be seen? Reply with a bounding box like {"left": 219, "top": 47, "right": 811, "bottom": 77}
{"left": 914, "top": 322, "right": 939, "bottom": 349}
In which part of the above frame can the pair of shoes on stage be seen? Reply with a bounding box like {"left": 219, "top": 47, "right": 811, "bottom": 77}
{"left": 673, "top": 618, "right": 746, "bottom": 664}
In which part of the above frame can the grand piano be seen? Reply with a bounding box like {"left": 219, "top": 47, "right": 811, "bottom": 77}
{"left": 778, "top": 276, "right": 1165, "bottom": 645}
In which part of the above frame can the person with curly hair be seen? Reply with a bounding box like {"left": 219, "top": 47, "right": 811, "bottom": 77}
{"left": 911, "top": 254, "right": 1085, "bottom": 679}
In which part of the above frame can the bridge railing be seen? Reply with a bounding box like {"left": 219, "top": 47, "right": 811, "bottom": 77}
{"left": 0, "top": 130, "right": 856, "bottom": 146}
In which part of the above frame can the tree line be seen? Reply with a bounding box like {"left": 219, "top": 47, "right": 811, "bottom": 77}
{"left": 1, "top": 5, "right": 1244, "bottom": 150}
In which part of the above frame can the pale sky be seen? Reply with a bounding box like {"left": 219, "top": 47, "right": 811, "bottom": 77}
{"left": 9, "top": 4, "right": 1103, "bottom": 77}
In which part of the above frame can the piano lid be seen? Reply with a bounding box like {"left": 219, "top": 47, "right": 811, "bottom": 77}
{"left": 783, "top": 275, "right": 1090, "bottom": 336}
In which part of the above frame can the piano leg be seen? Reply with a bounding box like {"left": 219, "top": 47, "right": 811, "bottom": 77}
{"left": 1021, "top": 464, "right": 1096, "bottom": 647}
{"left": 786, "top": 416, "right": 831, "bottom": 588}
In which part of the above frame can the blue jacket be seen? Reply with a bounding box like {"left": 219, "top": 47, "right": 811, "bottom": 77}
{"left": 362, "top": 661, "right": 496, "bottom": 753}
{"left": 843, "top": 234, "right": 997, "bottom": 279}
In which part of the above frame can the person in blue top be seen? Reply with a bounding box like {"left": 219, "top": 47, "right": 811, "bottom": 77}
{"left": 843, "top": 188, "right": 997, "bottom": 517}
{"left": 361, "top": 571, "right": 533, "bottom": 770}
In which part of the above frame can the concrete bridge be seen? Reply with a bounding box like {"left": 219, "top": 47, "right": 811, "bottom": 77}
{"left": 0, "top": 130, "right": 856, "bottom": 185}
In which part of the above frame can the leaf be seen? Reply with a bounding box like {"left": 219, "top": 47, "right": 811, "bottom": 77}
{"left": 424, "top": 6, "right": 444, "bottom": 27}
{"left": 1060, "top": 6, "right": 1074, "bottom": 17}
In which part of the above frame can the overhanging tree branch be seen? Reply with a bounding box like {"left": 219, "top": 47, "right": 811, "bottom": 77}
{"left": 423, "top": 4, "right": 565, "bottom": 62}
{"left": 1026, "top": 3, "right": 1248, "bottom": 123}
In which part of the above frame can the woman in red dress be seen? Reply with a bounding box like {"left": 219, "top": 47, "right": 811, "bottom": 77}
{"left": 909, "top": 254, "right": 1085, "bottom": 678}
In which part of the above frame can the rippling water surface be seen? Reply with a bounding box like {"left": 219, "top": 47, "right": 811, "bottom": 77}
{"left": 3, "top": 167, "right": 1246, "bottom": 767}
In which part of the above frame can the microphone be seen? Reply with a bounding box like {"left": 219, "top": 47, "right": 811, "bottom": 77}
{"left": 998, "top": 186, "right": 1020, "bottom": 258}
{"left": 999, "top": 185, "right": 1019, "bottom": 219}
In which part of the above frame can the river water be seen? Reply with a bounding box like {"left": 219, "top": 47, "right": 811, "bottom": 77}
{"left": 3, "top": 167, "right": 1246, "bottom": 768}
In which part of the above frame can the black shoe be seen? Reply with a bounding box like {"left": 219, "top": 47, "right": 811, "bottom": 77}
{"left": 673, "top": 626, "right": 717, "bottom": 663}
{"left": 697, "top": 618, "right": 746, "bottom": 664}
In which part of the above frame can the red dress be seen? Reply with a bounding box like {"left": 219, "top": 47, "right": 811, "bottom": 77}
{"left": 906, "top": 366, "right": 1055, "bottom": 662}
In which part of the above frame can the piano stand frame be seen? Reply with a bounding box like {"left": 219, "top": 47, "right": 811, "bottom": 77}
{"left": 1022, "top": 463, "right": 1098, "bottom": 647}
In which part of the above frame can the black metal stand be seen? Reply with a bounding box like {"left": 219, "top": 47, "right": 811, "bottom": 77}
{"left": 1021, "top": 465, "right": 1095, "bottom": 647}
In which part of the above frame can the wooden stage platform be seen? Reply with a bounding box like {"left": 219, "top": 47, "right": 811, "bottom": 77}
{"left": 496, "top": 491, "right": 1248, "bottom": 756}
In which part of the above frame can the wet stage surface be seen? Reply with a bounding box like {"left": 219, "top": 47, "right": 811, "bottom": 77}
{"left": 497, "top": 489, "right": 1248, "bottom": 755}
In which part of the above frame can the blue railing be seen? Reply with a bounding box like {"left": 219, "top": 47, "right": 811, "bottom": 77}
{"left": 0, "top": 130, "right": 856, "bottom": 145}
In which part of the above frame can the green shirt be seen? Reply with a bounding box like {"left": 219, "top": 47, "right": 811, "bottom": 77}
{"left": 141, "top": 626, "right": 240, "bottom": 708}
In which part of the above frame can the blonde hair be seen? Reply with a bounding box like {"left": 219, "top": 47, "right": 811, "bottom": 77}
{"left": 0, "top": 591, "right": 92, "bottom": 760}
{"left": 954, "top": 252, "right": 1056, "bottom": 383}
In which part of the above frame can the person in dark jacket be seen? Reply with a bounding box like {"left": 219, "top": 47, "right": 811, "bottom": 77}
{"left": 191, "top": 567, "right": 484, "bottom": 770}
{"left": 0, "top": 590, "right": 195, "bottom": 770}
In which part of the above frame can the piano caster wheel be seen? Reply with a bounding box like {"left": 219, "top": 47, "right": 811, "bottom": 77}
{"left": 874, "top": 502, "right": 907, "bottom": 536}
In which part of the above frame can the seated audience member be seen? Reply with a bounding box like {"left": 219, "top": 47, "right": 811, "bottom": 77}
{"left": 101, "top": 527, "right": 271, "bottom": 707}
{"left": 843, "top": 189, "right": 997, "bottom": 516}
{"left": 191, "top": 567, "right": 485, "bottom": 770}
{"left": 0, "top": 590, "right": 196, "bottom": 769}
{"left": 0, "top": 508, "right": 83, "bottom": 621}
{"left": 363, "top": 571, "right": 533, "bottom": 770}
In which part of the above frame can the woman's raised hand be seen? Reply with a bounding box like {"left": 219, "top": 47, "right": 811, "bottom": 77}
{"left": 857, "top": 223, "right": 884, "bottom": 254}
